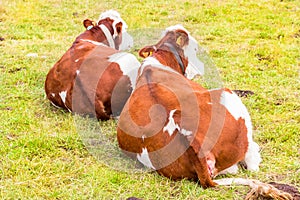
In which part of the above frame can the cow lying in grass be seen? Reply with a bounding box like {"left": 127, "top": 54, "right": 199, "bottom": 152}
{"left": 45, "top": 10, "right": 140, "bottom": 120}
{"left": 117, "top": 25, "right": 292, "bottom": 199}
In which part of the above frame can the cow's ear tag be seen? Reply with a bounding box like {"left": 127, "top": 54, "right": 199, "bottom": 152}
{"left": 87, "top": 25, "right": 93, "bottom": 30}
{"left": 142, "top": 51, "right": 152, "bottom": 58}
{"left": 176, "top": 36, "right": 182, "bottom": 46}
{"left": 142, "top": 52, "right": 149, "bottom": 57}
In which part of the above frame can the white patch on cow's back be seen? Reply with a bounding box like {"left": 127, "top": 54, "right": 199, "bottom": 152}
{"left": 137, "top": 148, "right": 155, "bottom": 169}
{"left": 59, "top": 91, "right": 67, "bottom": 104}
{"left": 220, "top": 91, "right": 246, "bottom": 120}
{"left": 163, "top": 109, "right": 193, "bottom": 137}
{"left": 220, "top": 90, "right": 253, "bottom": 139}
{"left": 108, "top": 52, "right": 140, "bottom": 89}
{"left": 220, "top": 90, "right": 255, "bottom": 138}
{"left": 163, "top": 109, "right": 180, "bottom": 136}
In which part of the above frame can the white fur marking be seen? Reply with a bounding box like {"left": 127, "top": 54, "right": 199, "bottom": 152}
{"left": 99, "top": 10, "right": 128, "bottom": 38}
{"left": 51, "top": 93, "right": 55, "bottom": 97}
{"left": 217, "top": 164, "right": 239, "bottom": 176}
{"left": 50, "top": 101, "right": 61, "bottom": 109}
{"left": 108, "top": 52, "right": 140, "bottom": 89}
{"left": 139, "top": 57, "right": 181, "bottom": 77}
{"left": 80, "top": 39, "right": 106, "bottom": 46}
{"left": 76, "top": 70, "right": 80, "bottom": 75}
{"left": 219, "top": 90, "right": 253, "bottom": 139}
{"left": 99, "top": 24, "right": 115, "bottom": 49}
{"left": 183, "top": 36, "right": 204, "bottom": 79}
{"left": 137, "top": 148, "right": 155, "bottom": 169}
{"left": 59, "top": 91, "right": 67, "bottom": 104}
{"left": 219, "top": 90, "right": 261, "bottom": 171}
{"left": 180, "top": 129, "right": 192, "bottom": 136}
{"left": 163, "top": 109, "right": 179, "bottom": 136}
{"left": 220, "top": 91, "right": 245, "bottom": 120}
{"left": 244, "top": 141, "right": 261, "bottom": 171}
{"left": 75, "top": 59, "right": 79, "bottom": 63}
{"left": 163, "top": 109, "right": 193, "bottom": 137}
{"left": 164, "top": 24, "right": 190, "bottom": 35}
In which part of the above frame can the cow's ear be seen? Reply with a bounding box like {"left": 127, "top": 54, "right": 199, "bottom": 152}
{"left": 115, "top": 22, "right": 123, "bottom": 35}
{"left": 139, "top": 46, "right": 155, "bottom": 58}
{"left": 83, "top": 19, "right": 95, "bottom": 30}
{"left": 175, "top": 30, "right": 189, "bottom": 48}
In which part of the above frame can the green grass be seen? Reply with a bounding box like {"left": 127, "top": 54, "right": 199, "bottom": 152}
{"left": 1, "top": 0, "right": 299, "bottom": 199}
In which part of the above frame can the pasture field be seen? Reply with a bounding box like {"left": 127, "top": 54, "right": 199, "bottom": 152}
{"left": 0, "top": 0, "right": 299, "bottom": 199}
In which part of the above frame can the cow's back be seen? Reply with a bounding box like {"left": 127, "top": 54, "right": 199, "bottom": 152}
{"left": 72, "top": 46, "right": 138, "bottom": 119}
{"left": 45, "top": 40, "right": 100, "bottom": 110}
{"left": 45, "top": 40, "right": 140, "bottom": 119}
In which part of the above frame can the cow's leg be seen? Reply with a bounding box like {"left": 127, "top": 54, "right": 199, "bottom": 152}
{"left": 188, "top": 149, "right": 216, "bottom": 188}
{"left": 205, "top": 153, "right": 239, "bottom": 178}
{"left": 206, "top": 158, "right": 215, "bottom": 177}
{"left": 206, "top": 152, "right": 216, "bottom": 177}
{"left": 95, "top": 100, "right": 111, "bottom": 120}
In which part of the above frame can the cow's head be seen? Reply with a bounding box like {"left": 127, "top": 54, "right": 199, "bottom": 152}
{"left": 163, "top": 25, "right": 204, "bottom": 79}
{"left": 138, "top": 28, "right": 190, "bottom": 76}
{"left": 139, "top": 25, "right": 204, "bottom": 78}
{"left": 83, "top": 10, "right": 133, "bottom": 50}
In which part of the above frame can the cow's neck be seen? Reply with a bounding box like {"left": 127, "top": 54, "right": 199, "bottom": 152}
{"left": 150, "top": 49, "right": 186, "bottom": 76}
{"left": 98, "top": 24, "right": 115, "bottom": 49}
{"left": 164, "top": 43, "right": 185, "bottom": 75}
{"left": 79, "top": 25, "right": 115, "bottom": 48}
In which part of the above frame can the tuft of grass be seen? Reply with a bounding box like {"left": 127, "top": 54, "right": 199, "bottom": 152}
{"left": 1, "top": 0, "right": 299, "bottom": 199}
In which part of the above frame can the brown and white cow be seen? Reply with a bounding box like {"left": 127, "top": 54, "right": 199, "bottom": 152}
{"left": 45, "top": 10, "right": 140, "bottom": 120}
{"left": 117, "top": 25, "right": 262, "bottom": 188}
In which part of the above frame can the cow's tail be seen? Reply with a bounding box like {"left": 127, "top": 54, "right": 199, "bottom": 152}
{"left": 214, "top": 178, "right": 293, "bottom": 200}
